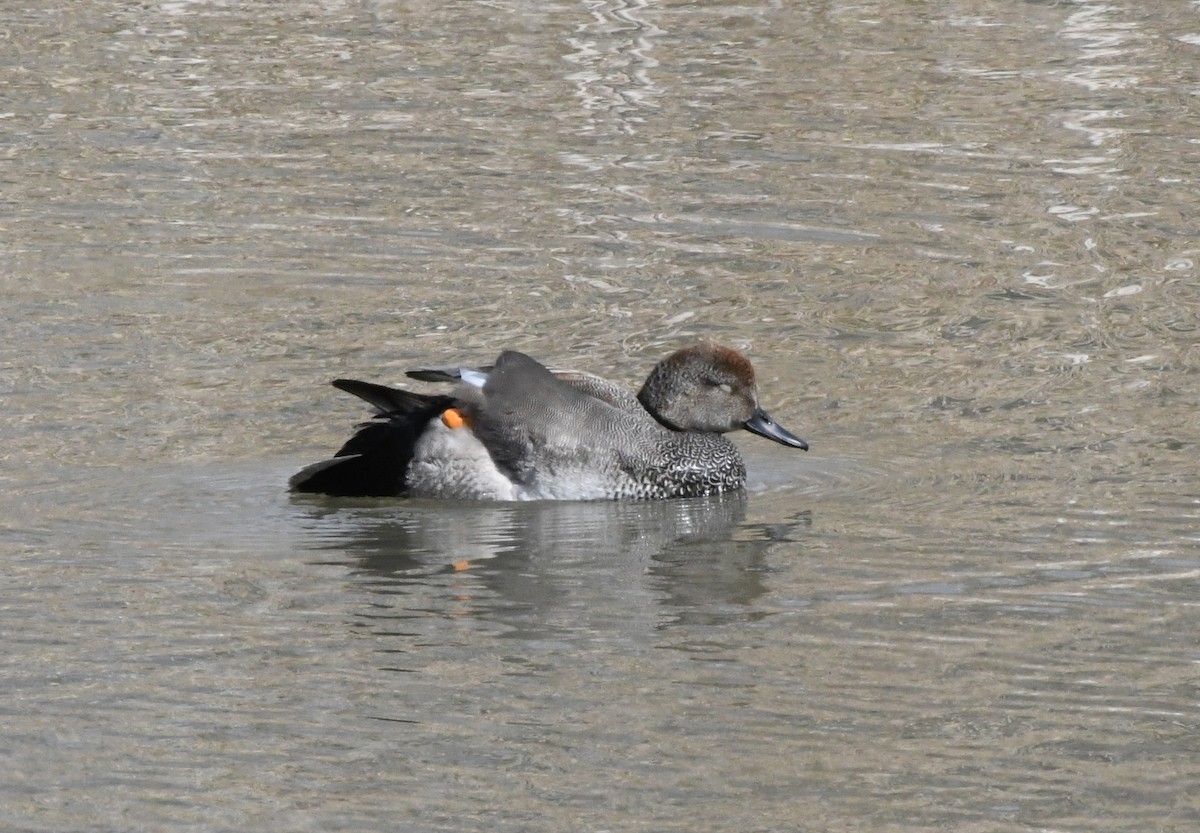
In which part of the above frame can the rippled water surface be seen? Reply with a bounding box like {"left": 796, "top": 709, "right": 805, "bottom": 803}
{"left": 3, "top": 0, "right": 1199, "bottom": 830}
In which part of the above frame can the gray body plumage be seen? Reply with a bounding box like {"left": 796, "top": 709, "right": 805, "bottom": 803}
{"left": 290, "top": 343, "right": 807, "bottom": 501}
{"left": 464, "top": 351, "right": 747, "bottom": 500}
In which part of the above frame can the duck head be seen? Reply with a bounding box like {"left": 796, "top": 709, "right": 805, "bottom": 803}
{"left": 637, "top": 344, "right": 808, "bottom": 450}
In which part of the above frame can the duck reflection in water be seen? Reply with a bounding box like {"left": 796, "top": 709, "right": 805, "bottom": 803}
{"left": 296, "top": 493, "right": 813, "bottom": 633}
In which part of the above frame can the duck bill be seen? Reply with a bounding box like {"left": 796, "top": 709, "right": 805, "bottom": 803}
{"left": 744, "top": 408, "right": 808, "bottom": 450}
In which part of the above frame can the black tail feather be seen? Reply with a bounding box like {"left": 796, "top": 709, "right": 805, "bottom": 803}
{"left": 290, "top": 381, "right": 454, "bottom": 497}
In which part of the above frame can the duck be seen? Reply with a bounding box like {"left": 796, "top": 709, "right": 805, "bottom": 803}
{"left": 289, "top": 343, "right": 808, "bottom": 501}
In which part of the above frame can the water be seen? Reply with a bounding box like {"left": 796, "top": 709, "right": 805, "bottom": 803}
{"left": 3, "top": 0, "right": 1199, "bottom": 830}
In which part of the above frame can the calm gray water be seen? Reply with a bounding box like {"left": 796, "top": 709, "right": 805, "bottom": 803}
{"left": 3, "top": 0, "right": 1199, "bottom": 830}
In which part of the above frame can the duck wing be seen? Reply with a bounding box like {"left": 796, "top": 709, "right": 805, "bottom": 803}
{"left": 468, "top": 351, "right": 655, "bottom": 480}
{"left": 409, "top": 358, "right": 643, "bottom": 413}
{"left": 404, "top": 364, "right": 494, "bottom": 384}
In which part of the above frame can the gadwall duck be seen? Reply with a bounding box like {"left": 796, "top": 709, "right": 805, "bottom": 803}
{"left": 290, "top": 343, "right": 808, "bottom": 500}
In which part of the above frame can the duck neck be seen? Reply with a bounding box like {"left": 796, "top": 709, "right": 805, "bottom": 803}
{"left": 636, "top": 384, "right": 681, "bottom": 432}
